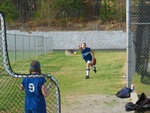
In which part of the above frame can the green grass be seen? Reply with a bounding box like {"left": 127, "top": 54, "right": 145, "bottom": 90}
{"left": 10, "top": 51, "right": 126, "bottom": 97}
{"left": 132, "top": 73, "right": 150, "bottom": 95}
{"left": 8, "top": 51, "right": 43, "bottom": 61}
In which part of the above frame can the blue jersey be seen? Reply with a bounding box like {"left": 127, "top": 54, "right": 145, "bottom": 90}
{"left": 81, "top": 47, "right": 92, "bottom": 62}
{"left": 22, "top": 77, "right": 46, "bottom": 111}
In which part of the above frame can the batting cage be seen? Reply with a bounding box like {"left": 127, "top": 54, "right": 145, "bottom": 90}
{"left": 0, "top": 12, "right": 61, "bottom": 113}
{"left": 127, "top": 0, "right": 150, "bottom": 95}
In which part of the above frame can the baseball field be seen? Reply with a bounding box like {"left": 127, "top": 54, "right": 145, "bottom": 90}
{"left": 10, "top": 51, "right": 129, "bottom": 113}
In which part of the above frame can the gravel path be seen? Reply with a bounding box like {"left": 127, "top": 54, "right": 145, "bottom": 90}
{"left": 61, "top": 94, "right": 135, "bottom": 113}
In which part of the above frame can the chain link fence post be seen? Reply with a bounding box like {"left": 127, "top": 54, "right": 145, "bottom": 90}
{"left": 129, "top": 0, "right": 150, "bottom": 95}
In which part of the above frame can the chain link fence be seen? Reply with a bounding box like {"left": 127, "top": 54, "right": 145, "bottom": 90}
{"left": 128, "top": 0, "right": 150, "bottom": 95}
{"left": 0, "top": 13, "right": 60, "bottom": 113}
{"left": 7, "top": 34, "right": 53, "bottom": 61}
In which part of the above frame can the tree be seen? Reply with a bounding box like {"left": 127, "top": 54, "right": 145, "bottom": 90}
{"left": 0, "top": 0, "right": 17, "bottom": 22}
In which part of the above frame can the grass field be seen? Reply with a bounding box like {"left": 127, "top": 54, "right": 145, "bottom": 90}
{"left": 4, "top": 51, "right": 150, "bottom": 113}
{"left": 10, "top": 51, "right": 126, "bottom": 97}
{"left": 8, "top": 51, "right": 43, "bottom": 61}
{"left": 132, "top": 73, "right": 150, "bottom": 95}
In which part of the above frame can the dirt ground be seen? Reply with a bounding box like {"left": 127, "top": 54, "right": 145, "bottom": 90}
{"left": 61, "top": 94, "right": 135, "bottom": 113}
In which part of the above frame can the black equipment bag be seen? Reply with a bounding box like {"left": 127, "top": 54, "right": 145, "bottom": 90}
{"left": 116, "top": 87, "right": 132, "bottom": 98}
{"left": 125, "top": 93, "right": 150, "bottom": 113}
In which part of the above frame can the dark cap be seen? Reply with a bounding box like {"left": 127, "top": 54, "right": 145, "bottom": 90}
{"left": 29, "top": 60, "right": 41, "bottom": 74}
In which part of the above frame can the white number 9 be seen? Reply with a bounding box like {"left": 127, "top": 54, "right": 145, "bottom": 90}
{"left": 29, "top": 83, "right": 35, "bottom": 92}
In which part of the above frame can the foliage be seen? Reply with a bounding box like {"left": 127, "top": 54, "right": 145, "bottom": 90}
{"left": 100, "top": 0, "right": 126, "bottom": 21}
{"left": 35, "top": 0, "right": 88, "bottom": 25}
{"left": 1, "top": 0, "right": 126, "bottom": 26}
{"left": 0, "top": 0, "right": 17, "bottom": 22}
{"left": 52, "top": 0, "right": 86, "bottom": 18}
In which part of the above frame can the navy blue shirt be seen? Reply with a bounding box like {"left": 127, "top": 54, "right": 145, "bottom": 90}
{"left": 22, "top": 77, "right": 46, "bottom": 111}
{"left": 81, "top": 47, "right": 92, "bottom": 62}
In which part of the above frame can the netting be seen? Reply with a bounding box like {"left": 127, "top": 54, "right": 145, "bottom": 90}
{"left": 130, "top": 0, "right": 150, "bottom": 85}
{"left": 127, "top": 0, "right": 150, "bottom": 94}
{"left": 0, "top": 12, "right": 61, "bottom": 113}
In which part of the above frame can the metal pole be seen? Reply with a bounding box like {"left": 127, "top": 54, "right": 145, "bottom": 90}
{"left": 34, "top": 36, "right": 36, "bottom": 56}
{"left": 29, "top": 37, "right": 30, "bottom": 58}
{"left": 22, "top": 36, "right": 24, "bottom": 59}
{"left": 14, "top": 35, "right": 17, "bottom": 61}
{"left": 126, "top": 0, "right": 132, "bottom": 88}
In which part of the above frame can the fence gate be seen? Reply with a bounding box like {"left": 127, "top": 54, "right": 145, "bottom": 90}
{"left": 0, "top": 13, "right": 61, "bottom": 113}
{"left": 127, "top": 0, "right": 150, "bottom": 95}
